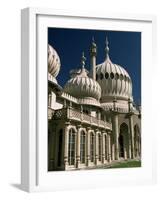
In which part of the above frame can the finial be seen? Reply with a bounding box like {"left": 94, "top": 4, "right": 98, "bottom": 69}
{"left": 92, "top": 36, "right": 95, "bottom": 43}
{"left": 105, "top": 36, "right": 109, "bottom": 59}
{"left": 91, "top": 36, "right": 96, "bottom": 47}
{"left": 81, "top": 52, "right": 86, "bottom": 68}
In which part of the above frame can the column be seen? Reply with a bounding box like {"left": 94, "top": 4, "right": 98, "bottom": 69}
{"left": 129, "top": 115, "right": 135, "bottom": 159}
{"left": 86, "top": 127, "right": 91, "bottom": 166}
{"left": 107, "top": 132, "right": 111, "bottom": 163}
{"left": 128, "top": 132, "right": 132, "bottom": 159}
{"left": 64, "top": 125, "right": 69, "bottom": 170}
{"left": 112, "top": 113, "right": 119, "bottom": 160}
{"left": 111, "top": 135, "right": 115, "bottom": 161}
{"left": 76, "top": 125, "right": 81, "bottom": 168}
{"left": 102, "top": 132, "right": 105, "bottom": 164}
{"left": 95, "top": 130, "right": 98, "bottom": 165}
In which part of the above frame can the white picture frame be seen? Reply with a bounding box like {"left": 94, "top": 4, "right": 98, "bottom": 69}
{"left": 21, "top": 7, "right": 157, "bottom": 192}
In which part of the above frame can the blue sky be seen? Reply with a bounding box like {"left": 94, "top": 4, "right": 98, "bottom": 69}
{"left": 48, "top": 28, "right": 141, "bottom": 104}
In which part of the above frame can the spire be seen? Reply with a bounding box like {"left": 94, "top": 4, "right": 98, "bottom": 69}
{"left": 90, "top": 36, "right": 97, "bottom": 56}
{"left": 92, "top": 36, "right": 96, "bottom": 47}
{"left": 81, "top": 51, "right": 86, "bottom": 69}
{"left": 105, "top": 36, "right": 109, "bottom": 59}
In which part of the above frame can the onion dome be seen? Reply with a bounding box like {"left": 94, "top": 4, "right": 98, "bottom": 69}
{"left": 48, "top": 44, "right": 61, "bottom": 78}
{"left": 96, "top": 37, "right": 133, "bottom": 103}
{"left": 64, "top": 52, "right": 101, "bottom": 104}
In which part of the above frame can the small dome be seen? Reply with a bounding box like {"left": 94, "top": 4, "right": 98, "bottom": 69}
{"left": 48, "top": 44, "right": 61, "bottom": 78}
{"left": 64, "top": 68, "right": 101, "bottom": 101}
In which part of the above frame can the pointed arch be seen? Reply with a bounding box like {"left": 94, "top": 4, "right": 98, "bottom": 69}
{"left": 134, "top": 124, "right": 141, "bottom": 157}
{"left": 119, "top": 123, "right": 129, "bottom": 159}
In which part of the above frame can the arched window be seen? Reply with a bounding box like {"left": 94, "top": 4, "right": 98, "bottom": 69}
{"left": 80, "top": 131, "right": 86, "bottom": 164}
{"left": 68, "top": 128, "right": 76, "bottom": 165}
{"left": 90, "top": 133, "right": 94, "bottom": 162}
{"left": 98, "top": 134, "right": 102, "bottom": 161}
{"left": 115, "top": 73, "right": 119, "bottom": 80}
{"left": 104, "top": 135, "right": 108, "bottom": 160}
{"left": 110, "top": 72, "right": 114, "bottom": 79}
{"left": 105, "top": 72, "right": 109, "bottom": 79}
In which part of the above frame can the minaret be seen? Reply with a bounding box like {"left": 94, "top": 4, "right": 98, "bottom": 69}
{"left": 105, "top": 36, "right": 109, "bottom": 59}
{"left": 90, "top": 37, "right": 97, "bottom": 80}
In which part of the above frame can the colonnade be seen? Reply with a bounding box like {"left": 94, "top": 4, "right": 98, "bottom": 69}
{"left": 51, "top": 114, "right": 141, "bottom": 170}
{"left": 63, "top": 125, "right": 112, "bottom": 170}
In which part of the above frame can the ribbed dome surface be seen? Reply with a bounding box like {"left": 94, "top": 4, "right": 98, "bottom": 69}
{"left": 64, "top": 68, "right": 101, "bottom": 100}
{"left": 48, "top": 44, "right": 61, "bottom": 77}
{"left": 96, "top": 57, "right": 132, "bottom": 102}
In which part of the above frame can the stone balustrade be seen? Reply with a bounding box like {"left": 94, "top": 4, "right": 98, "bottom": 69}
{"left": 53, "top": 107, "right": 112, "bottom": 130}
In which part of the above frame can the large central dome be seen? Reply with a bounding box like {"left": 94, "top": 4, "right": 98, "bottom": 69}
{"left": 96, "top": 38, "right": 133, "bottom": 103}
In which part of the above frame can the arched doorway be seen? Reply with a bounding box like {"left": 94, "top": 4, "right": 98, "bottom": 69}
{"left": 119, "top": 123, "right": 129, "bottom": 159}
{"left": 134, "top": 124, "right": 141, "bottom": 157}
{"left": 119, "top": 134, "right": 124, "bottom": 158}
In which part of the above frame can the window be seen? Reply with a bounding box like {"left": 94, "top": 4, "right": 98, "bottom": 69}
{"left": 98, "top": 134, "right": 102, "bottom": 161}
{"left": 105, "top": 72, "right": 109, "bottom": 79}
{"left": 115, "top": 73, "right": 119, "bottom": 80}
{"left": 120, "top": 74, "right": 123, "bottom": 80}
{"left": 90, "top": 133, "right": 94, "bottom": 162}
{"left": 100, "top": 73, "right": 104, "bottom": 80}
{"left": 80, "top": 131, "right": 86, "bottom": 164}
{"left": 110, "top": 72, "right": 114, "bottom": 79}
{"left": 68, "top": 129, "right": 75, "bottom": 165}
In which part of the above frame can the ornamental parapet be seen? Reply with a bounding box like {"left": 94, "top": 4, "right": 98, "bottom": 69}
{"left": 53, "top": 107, "right": 112, "bottom": 130}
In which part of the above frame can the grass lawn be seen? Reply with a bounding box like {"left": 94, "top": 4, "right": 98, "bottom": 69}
{"left": 107, "top": 160, "right": 141, "bottom": 169}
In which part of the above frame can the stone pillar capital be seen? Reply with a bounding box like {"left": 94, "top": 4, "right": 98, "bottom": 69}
{"left": 65, "top": 121, "right": 71, "bottom": 126}
{"left": 95, "top": 129, "right": 100, "bottom": 133}
{"left": 102, "top": 130, "right": 106, "bottom": 134}
{"left": 77, "top": 124, "right": 82, "bottom": 129}
{"left": 87, "top": 126, "right": 91, "bottom": 131}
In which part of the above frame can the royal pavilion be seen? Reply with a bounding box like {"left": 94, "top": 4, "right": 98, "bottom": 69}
{"left": 48, "top": 37, "right": 141, "bottom": 171}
